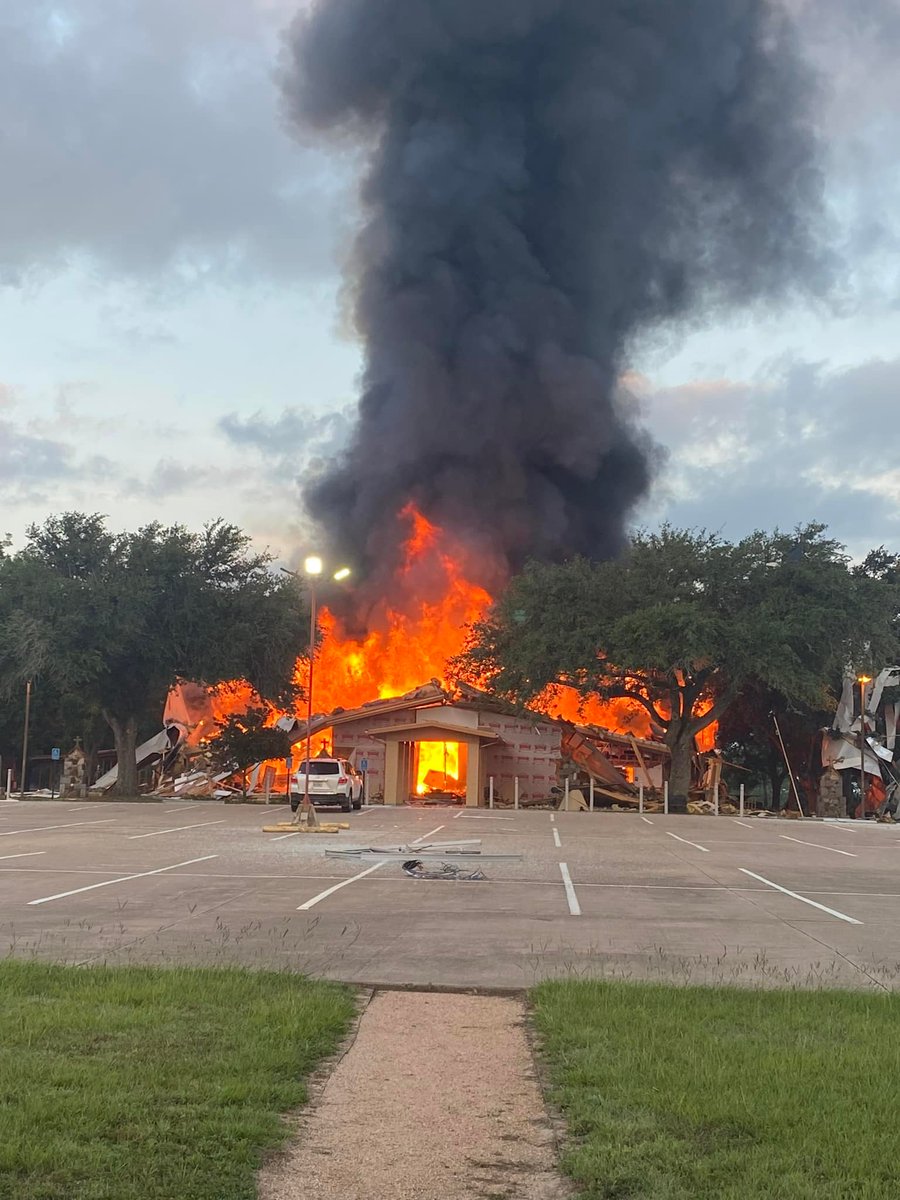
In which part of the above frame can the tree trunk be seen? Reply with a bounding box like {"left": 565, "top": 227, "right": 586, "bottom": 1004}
{"left": 107, "top": 714, "right": 139, "bottom": 797}
{"left": 668, "top": 733, "right": 694, "bottom": 804}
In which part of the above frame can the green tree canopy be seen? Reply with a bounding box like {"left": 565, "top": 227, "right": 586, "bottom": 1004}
{"left": 0, "top": 513, "right": 309, "bottom": 795}
{"left": 456, "top": 524, "right": 900, "bottom": 798}
{"left": 209, "top": 707, "right": 292, "bottom": 796}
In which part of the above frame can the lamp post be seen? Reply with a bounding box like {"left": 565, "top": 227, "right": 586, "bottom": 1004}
{"left": 19, "top": 679, "right": 32, "bottom": 799}
{"left": 858, "top": 674, "right": 872, "bottom": 820}
{"left": 281, "top": 558, "right": 351, "bottom": 819}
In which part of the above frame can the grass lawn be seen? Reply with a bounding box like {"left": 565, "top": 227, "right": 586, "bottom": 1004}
{"left": 533, "top": 980, "right": 900, "bottom": 1200}
{"left": 0, "top": 961, "right": 355, "bottom": 1200}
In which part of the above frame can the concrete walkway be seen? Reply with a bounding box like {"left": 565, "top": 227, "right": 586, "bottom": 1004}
{"left": 258, "top": 991, "right": 570, "bottom": 1200}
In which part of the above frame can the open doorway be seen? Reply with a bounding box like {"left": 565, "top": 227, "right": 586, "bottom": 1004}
{"left": 415, "top": 741, "right": 467, "bottom": 800}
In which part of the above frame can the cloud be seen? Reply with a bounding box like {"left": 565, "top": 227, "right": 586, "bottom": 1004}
{"left": 0, "top": 419, "right": 73, "bottom": 486}
{"left": 218, "top": 405, "right": 352, "bottom": 464}
{"left": 0, "top": 2, "right": 352, "bottom": 287}
{"left": 634, "top": 356, "right": 900, "bottom": 552}
{"left": 0, "top": 384, "right": 120, "bottom": 520}
{"left": 128, "top": 460, "right": 219, "bottom": 502}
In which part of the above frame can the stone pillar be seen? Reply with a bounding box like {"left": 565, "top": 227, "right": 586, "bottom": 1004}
{"left": 818, "top": 767, "right": 844, "bottom": 819}
{"left": 465, "top": 740, "right": 481, "bottom": 807}
{"left": 399, "top": 742, "right": 413, "bottom": 803}
{"left": 60, "top": 743, "right": 87, "bottom": 800}
{"left": 383, "top": 741, "right": 401, "bottom": 806}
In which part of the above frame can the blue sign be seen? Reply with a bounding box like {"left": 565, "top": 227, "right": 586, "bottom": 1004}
{"left": 359, "top": 757, "right": 369, "bottom": 773}
{"left": 51, "top": 748, "right": 61, "bottom": 761}
{"left": 285, "top": 756, "right": 293, "bottom": 769}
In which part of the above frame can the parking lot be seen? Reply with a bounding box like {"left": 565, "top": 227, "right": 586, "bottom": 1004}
{"left": 1, "top": 798, "right": 899, "bottom": 989}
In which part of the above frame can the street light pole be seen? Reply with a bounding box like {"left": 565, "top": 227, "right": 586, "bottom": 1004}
{"left": 303, "top": 561, "right": 321, "bottom": 814}
{"left": 858, "top": 674, "right": 872, "bottom": 820}
{"left": 281, "top": 557, "right": 349, "bottom": 822}
{"left": 20, "top": 679, "right": 32, "bottom": 799}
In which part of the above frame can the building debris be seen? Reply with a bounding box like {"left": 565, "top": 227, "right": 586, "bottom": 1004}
{"left": 262, "top": 822, "right": 349, "bottom": 834}
{"left": 820, "top": 667, "right": 900, "bottom": 818}
{"left": 325, "top": 839, "right": 522, "bottom": 864}
{"left": 402, "top": 860, "right": 487, "bottom": 881}
{"left": 98, "top": 675, "right": 717, "bottom": 811}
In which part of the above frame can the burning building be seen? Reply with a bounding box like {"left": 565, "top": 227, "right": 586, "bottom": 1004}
{"left": 99, "top": 3, "right": 825, "bottom": 799}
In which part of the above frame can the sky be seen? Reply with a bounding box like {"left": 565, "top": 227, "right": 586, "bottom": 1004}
{"left": 2, "top": 0, "right": 899, "bottom": 565}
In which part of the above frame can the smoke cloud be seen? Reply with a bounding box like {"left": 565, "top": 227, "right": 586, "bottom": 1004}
{"left": 282, "top": 0, "right": 825, "bottom": 585}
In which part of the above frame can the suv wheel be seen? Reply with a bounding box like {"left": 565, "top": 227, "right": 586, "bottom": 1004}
{"left": 341, "top": 792, "right": 353, "bottom": 813}
{"left": 352, "top": 789, "right": 362, "bottom": 811}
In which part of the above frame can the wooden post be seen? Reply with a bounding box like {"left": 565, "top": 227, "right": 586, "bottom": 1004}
{"left": 589, "top": 778, "right": 594, "bottom": 812}
{"left": 489, "top": 776, "right": 494, "bottom": 810}
{"left": 564, "top": 777, "right": 570, "bottom": 811}
{"left": 714, "top": 761, "right": 720, "bottom": 817}
{"left": 740, "top": 782, "right": 745, "bottom": 818}
{"left": 629, "top": 735, "right": 650, "bottom": 794}
{"left": 664, "top": 780, "right": 669, "bottom": 815}
{"left": 639, "top": 784, "right": 644, "bottom": 814}
{"left": 514, "top": 777, "right": 519, "bottom": 811}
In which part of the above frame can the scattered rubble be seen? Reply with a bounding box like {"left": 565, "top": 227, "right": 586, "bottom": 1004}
{"left": 820, "top": 667, "right": 900, "bottom": 818}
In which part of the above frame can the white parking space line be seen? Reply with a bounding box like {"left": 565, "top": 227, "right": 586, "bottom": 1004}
{"left": 28, "top": 855, "right": 219, "bottom": 906}
{"left": 550, "top": 814, "right": 555, "bottom": 823}
{"left": 640, "top": 816, "right": 653, "bottom": 825}
{"left": 271, "top": 831, "right": 300, "bottom": 842}
{"left": 294, "top": 823, "right": 449, "bottom": 912}
{"left": 128, "top": 820, "right": 226, "bottom": 841}
{"left": 739, "top": 869, "right": 862, "bottom": 925}
{"left": 559, "top": 863, "right": 581, "bottom": 916}
{"left": 733, "top": 820, "right": 754, "bottom": 829}
{"left": 666, "top": 831, "right": 709, "bottom": 853}
{"left": 0, "top": 819, "right": 114, "bottom": 838}
{"left": 163, "top": 805, "right": 200, "bottom": 814}
{"left": 297, "top": 862, "right": 385, "bottom": 911}
{"left": 0, "top": 851, "right": 46, "bottom": 861}
{"left": 780, "top": 835, "right": 856, "bottom": 858}
{"left": 412, "top": 825, "right": 446, "bottom": 843}
{"left": 69, "top": 805, "right": 102, "bottom": 812}
{"left": 453, "top": 811, "right": 465, "bottom": 819}
{"left": 459, "top": 815, "right": 514, "bottom": 821}
{"left": 826, "top": 825, "right": 857, "bottom": 835}
{"left": 552, "top": 827, "right": 562, "bottom": 849}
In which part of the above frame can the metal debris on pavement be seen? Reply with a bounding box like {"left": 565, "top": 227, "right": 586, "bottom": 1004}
{"left": 402, "top": 859, "right": 487, "bottom": 881}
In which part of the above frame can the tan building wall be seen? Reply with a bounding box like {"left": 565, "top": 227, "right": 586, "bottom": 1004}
{"left": 329, "top": 703, "right": 562, "bottom": 806}
{"left": 479, "top": 713, "right": 561, "bottom": 804}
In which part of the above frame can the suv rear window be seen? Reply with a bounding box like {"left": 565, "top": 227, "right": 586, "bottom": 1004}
{"left": 298, "top": 761, "right": 340, "bottom": 775}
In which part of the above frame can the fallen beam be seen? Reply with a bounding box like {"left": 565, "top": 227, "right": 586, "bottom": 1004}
{"left": 325, "top": 849, "right": 523, "bottom": 862}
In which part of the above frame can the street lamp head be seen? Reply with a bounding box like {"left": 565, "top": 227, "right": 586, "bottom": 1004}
{"left": 333, "top": 567, "right": 351, "bottom": 582}
{"left": 304, "top": 555, "right": 323, "bottom": 577}
{"left": 858, "top": 674, "right": 873, "bottom": 684}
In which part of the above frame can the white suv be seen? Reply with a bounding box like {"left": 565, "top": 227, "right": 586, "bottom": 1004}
{"left": 292, "top": 758, "right": 363, "bottom": 813}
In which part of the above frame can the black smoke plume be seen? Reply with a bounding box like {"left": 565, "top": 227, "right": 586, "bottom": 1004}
{"left": 282, "top": 0, "right": 824, "bottom": 586}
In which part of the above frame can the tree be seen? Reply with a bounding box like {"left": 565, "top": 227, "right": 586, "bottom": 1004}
{"left": 717, "top": 683, "right": 829, "bottom": 812}
{"left": 0, "top": 514, "right": 309, "bottom": 796}
{"left": 0, "top": 676, "right": 112, "bottom": 791}
{"left": 209, "top": 707, "right": 292, "bottom": 796}
{"left": 456, "top": 525, "right": 900, "bottom": 799}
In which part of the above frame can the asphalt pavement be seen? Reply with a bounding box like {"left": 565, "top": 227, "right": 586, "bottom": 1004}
{"left": 1, "top": 798, "right": 897, "bottom": 990}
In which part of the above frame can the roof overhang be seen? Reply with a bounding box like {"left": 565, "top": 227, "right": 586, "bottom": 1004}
{"left": 367, "top": 722, "right": 503, "bottom": 744}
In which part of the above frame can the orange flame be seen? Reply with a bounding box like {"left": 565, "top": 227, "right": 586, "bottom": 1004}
{"left": 196, "top": 505, "right": 717, "bottom": 788}
{"left": 300, "top": 505, "right": 493, "bottom": 716}
{"left": 415, "top": 741, "right": 461, "bottom": 795}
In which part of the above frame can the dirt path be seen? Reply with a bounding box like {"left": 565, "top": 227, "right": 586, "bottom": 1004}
{"left": 259, "top": 990, "right": 569, "bottom": 1200}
